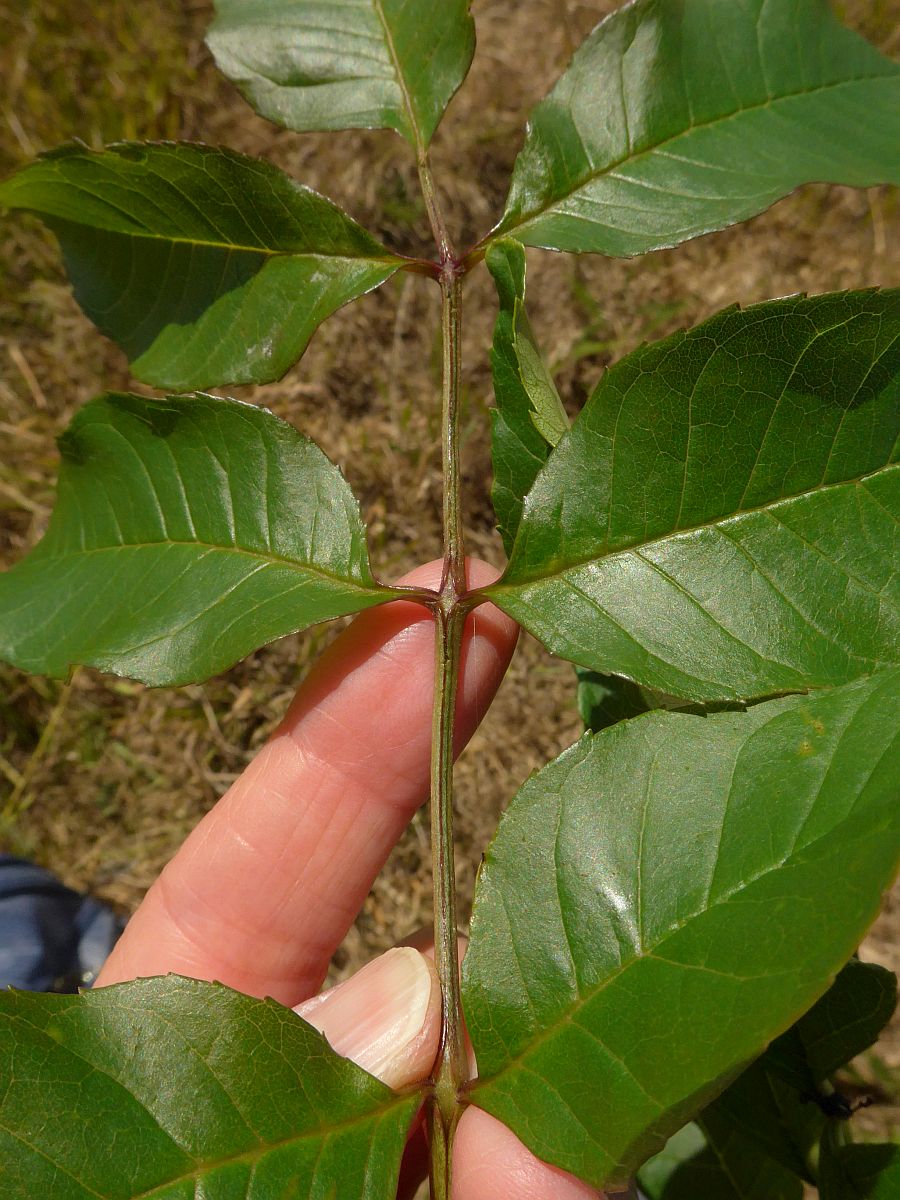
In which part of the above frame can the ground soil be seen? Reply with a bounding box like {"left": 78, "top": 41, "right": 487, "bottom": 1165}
{"left": 0, "top": 0, "right": 898, "bottom": 1149}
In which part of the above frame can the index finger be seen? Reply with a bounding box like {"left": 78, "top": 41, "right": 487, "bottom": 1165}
{"left": 97, "top": 558, "right": 517, "bottom": 1004}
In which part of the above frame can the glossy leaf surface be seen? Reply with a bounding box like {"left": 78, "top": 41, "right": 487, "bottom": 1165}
{"left": 207, "top": 0, "right": 475, "bottom": 150}
{"left": 486, "top": 290, "right": 900, "bottom": 701}
{"left": 487, "top": 238, "right": 567, "bottom": 555}
{"left": 493, "top": 0, "right": 900, "bottom": 255}
{"left": 0, "top": 142, "right": 401, "bottom": 389}
{"left": 0, "top": 393, "right": 396, "bottom": 686}
{"left": 462, "top": 671, "right": 900, "bottom": 1189}
{"left": 0, "top": 976, "right": 418, "bottom": 1199}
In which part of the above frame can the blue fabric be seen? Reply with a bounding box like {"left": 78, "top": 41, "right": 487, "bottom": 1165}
{"left": 0, "top": 856, "right": 124, "bottom": 991}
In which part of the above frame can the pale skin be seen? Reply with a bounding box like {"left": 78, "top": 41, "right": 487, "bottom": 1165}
{"left": 97, "top": 558, "right": 604, "bottom": 1200}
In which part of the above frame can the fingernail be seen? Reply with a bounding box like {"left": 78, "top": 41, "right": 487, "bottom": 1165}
{"left": 295, "top": 947, "right": 439, "bottom": 1089}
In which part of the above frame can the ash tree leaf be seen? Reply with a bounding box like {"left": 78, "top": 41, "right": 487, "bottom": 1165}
{"left": 699, "top": 1136, "right": 804, "bottom": 1200}
{"left": 0, "top": 141, "right": 403, "bottom": 390}
{"left": 575, "top": 666, "right": 697, "bottom": 733}
{"left": 491, "top": 0, "right": 900, "bottom": 256}
{"left": 485, "top": 290, "right": 900, "bottom": 702}
{"left": 461, "top": 670, "right": 900, "bottom": 1191}
{"left": 691, "top": 1130, "right": 803, "bottom": 1200}
{"left": 638, "top": 1122, "right": 802, "bottom": 1200}
{"left": 0, "top": 976, "right": 419, "bottom": 1200}
{"left": 648, "top": 1147, "right": 787, "bottom": 1200}
{"left": 766, "top": 958, "right": 898, "bottom": 1094}
{"left": 699, "top": 1062, "right": 822, "bottom": 1184}
{"left": 207, "top": 0, "right": 475, "bottom": 151}
{"left": 487, "top": 238, "right": 569, "bottom": 556}
{"left": 820, "top": 1142, "right": 900, "bottom": 1200}
{"left": 0, "top": 392, "right": 399, "bottom": 686}
{"left": 576, "top": 666, "right": 656, "bottom": 732}
{"left": 685, "top": 958, "right": 896, "bottom": 1189}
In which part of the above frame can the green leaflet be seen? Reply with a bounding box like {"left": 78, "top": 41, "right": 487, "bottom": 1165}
{"left": 697, "top": 1130, "right": 803, "bottom": 1200}
{"left": 699, "top": 1062, "right": 823, "bottom": 1185}
{"left": 486, "top": 238, "right": 568, "bottom": 556}
{"left": 207, "top": 0, "right": 475, "bottom": 150}
{"left": 638, "top": 1120, "right": 803, "bottom": 1200}
{"left": 0, "top": 142, "right": 402, "bottom": 390}
{"left": 0, "top": 393, "right": 397, "bottom": 686}
{"left": 686, "top": 958, "right": 897, "bottom": 1191}
{"left": 765, "top": 958, "right": 898, "bottom": 1093}
{"left": 486, "top": 290, "right": 900, "bottom": 702}
{"left": 0, "top": 977, "right": 419, "bottom": 1199}
{"left": 643, "top": 960, "right": 897, "bottom": 1197}
{"left": 820, "top": 1142, "right": 900, "bottom": 1200}
{"left": 462, "top": 671, "right": 900, "bottom": 1190}
{"left": 576, "top": 667, "right": 676, "bottom": 732}
{"left": 492, "top": 0, "right": 900, "bottom": 256}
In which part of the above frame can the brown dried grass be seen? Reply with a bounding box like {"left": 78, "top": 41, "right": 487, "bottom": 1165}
{"left": 0, "top": 0, "right": 898, "bottom": 1141}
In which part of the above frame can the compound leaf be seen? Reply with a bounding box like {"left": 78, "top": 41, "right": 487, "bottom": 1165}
{"left": 0, "top": 393, "right": 397, "bottom": 686}
{"left": 207, "top": 0, "right": 475, "bottom": 150}
{"left": 492, "top": 0, "right": 900, "bottom": 256}
{"left": 0, "top": 976, "right": 419, "bottom": 1200}
{"left": 462, "top": 671, "right": 900, "bottom": 1190}
{"left": 0, "top": 142, "right": 402, "bottom": 390}
{"left": 487, "top": 238, "right": 568, "bottom": 556}
{"left": 485, "top": 290, "right": 900, "bottom": 702}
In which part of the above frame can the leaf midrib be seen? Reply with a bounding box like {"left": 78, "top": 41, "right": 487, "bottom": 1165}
{"left": 26, "top": 536, "right": 386, "bottom": 595}
{"left": 495, "top": 463, "right": 898, "bottom": 590}
{"left": 44, "top": 216, "right": 399, "bottom": 265}
{"left": 2, "top": 172, "right": 397, "bottom": 261}
{"left": 128, "top": 1094, "right": 412, "bottom": 1200}
{"left": 503, "top": 74, "right": 894, "bottom": 236}
{"left": 372, "top": 0, "right": 421, "bottom": 152}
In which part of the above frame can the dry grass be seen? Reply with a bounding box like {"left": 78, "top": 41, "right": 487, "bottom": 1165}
{"left": 0, "top": 0, "right": 898, "bottom": 1144}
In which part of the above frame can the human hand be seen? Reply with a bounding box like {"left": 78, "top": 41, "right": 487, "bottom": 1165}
{"left": 97, "top": 559, "right": 603, "bottom": 1200}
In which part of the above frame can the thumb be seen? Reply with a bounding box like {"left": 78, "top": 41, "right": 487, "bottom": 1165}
{"left": 294, "top": 946, "right": 440, "bottom": 1090}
